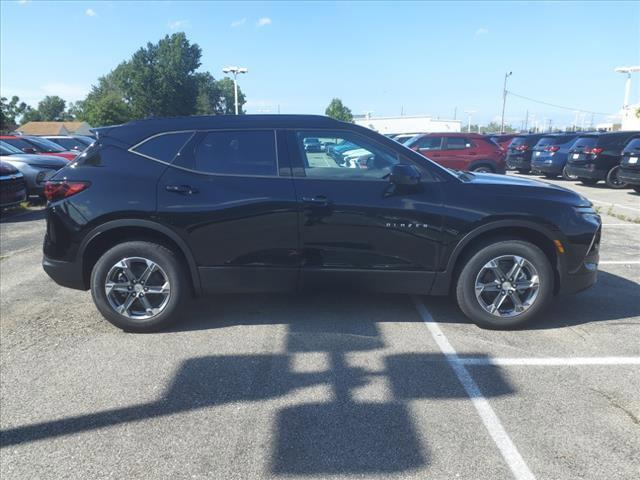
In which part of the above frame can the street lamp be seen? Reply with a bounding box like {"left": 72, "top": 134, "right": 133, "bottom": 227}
{"left": 464, "top": 110, "right": 476, "bottom": 133}
{"left": 222, "top": 66, "right": 248, "bottom": 115}
{"left": 614, "top": 66, "right": 640, "bottom": 110}
{"left": 500, "top": 71, "right": 512, "bottom": 133}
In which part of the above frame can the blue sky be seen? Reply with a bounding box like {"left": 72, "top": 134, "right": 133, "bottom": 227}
{"left": 1, "top": 1, "right": 638, "bottom": 127}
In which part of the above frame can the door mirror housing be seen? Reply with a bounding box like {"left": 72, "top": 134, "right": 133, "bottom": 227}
{"left": 22, "top": 147, "right": 38, "bottom": 154}
{"left": 390, "top": 164, "right": 421, "bottom": 186}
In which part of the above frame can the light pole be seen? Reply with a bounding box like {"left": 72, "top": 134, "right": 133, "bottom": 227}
{"left": 500, "top": 71, "right": 512, "bottom": 133}
{"left": 222, "top": 66, "right": 248, "bottom": 115}
{"left": 464, "top": 110, "right": 475, "bottom": 133}
{"left": 614, "top": 66, "right": 640, "bottom": 110}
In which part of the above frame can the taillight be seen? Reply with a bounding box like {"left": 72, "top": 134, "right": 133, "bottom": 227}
{"left": 545, "top": 145, "right": 560, "bottom": 152}
{"left": 591, "top": 147, "right": 603, "bottom": 155}
{"left": 515, "top": 145, "right": 529, "bottom": 151}
{"left": 44, "top": 180, "right": 90, "bottom": 202}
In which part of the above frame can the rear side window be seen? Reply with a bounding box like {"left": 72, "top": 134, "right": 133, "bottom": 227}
{"left": 132, "top": 132, "right": 193, "bottom": 163}
{"left": 194, "top": 130, "right": 277, "bottom": 176}
{"left": 445, "top": 137, "right": 472, "bottom": 149}
{"left": 414, "top": 136, "right": 443, "bottom": 150}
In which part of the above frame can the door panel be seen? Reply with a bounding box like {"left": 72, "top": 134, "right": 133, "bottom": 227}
{"left": 288, "top": 130, "right": 443, "bottom": 294}
{"left": 156, "top": 130, "right": 300, "bottom": 293}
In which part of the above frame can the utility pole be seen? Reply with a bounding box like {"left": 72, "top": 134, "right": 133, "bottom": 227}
{"left": 500, "top": 71, "right": 512, "bottom": 133}
{"left": 523, "top": 110, "right": 529, "bottom": 131}
{"left": 222, "top": 66, "right": 248, "bottom": 115}
{"left": 464, "top": 110, "right": 475, "bottom": 133}
{"left": 453, "top": 106, "right": 457, "bottom": 120}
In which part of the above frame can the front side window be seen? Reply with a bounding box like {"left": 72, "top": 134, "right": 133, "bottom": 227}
{"left": 132, "top": 131, "right": 193, "bottom": 163}
{"left": 194, "top": 130, "right": 277, "bottom": 176}
{"left": 24, "top": 137, "right": 66, "bottom": 152}
{"left": 296, "top": 130, "right": 399, "bottom": 179}
{"left": 412, "top": 136, "right": 443, "bottom": 151}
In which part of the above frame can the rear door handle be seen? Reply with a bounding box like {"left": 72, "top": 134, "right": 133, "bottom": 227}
{"left": 166, "top": 184, "right": 198, "bottom": 194}
{"left": 302, "top": 195, "right": 330, "bottom": 206}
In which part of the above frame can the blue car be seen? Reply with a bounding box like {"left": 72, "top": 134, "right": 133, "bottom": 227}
{"left": 530, "top": 133, "right": 580, "bottom": 180}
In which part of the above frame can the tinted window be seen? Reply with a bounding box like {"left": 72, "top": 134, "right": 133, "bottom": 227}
{"left": 0, "top": 141, "right": 22, "bottom": 155}
{"left": 296, "top": 130, "right": 399, "bottom": 179}
{"left": 194, "top": 130, "right": 277, "bottom": 176}
{"left": 24, "top": 137, "right": 66, "bottom": 152}
{"left": 571, "top": 136, "right": 598, "bottom": 150}
{"left": 535, "top": 137, "right": 558, "bottom": 148}
{"left": 133, "top": 132, "right": 193, "bottom": 163}
{"left": 414, "top": 136, "right": 443, "bottom": 150}
{"left": 623, "top": 138, "right": 640, "bottom": 152}
{"left": 510, "top": 136, "right": 527, "bottom": 146}
{"left": 446, "top": 137, "right": 471, "bottom": 149}
{"left": 597, "top": 133, "right": 636, "bottom": 147}
{"left": 2, "top": 137, "right": 39, "bottom": 151}
{"left": 50, "top": 138, "right": 82, "bottom": 150}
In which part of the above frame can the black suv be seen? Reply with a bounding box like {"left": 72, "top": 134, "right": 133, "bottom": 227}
{"left": 618, "top": 136, "right": 640, "bottom": 192}
{"left": 43, "top": 115, "right": 601, "bottom": 332}
{"left": 566, "top": 131, "right": 640, "bottom": 188}
{"left": 505, "top": 134, "right": 546, "bottom": 172}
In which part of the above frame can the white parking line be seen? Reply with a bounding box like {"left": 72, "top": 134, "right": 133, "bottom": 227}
{"left": 458, "top": 357, "right": 640, "bottom": 366}
{"left": 412, "top": 297, "right": 536, "bottom": 480}
{"left": 599, "top": 260, "right": 640, "bottom": 265}
{"left": 602, "top": 223, "right": 640, "bottom": 227}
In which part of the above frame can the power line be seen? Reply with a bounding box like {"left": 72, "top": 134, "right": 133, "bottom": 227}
{"left": 506, "top": 91, "right": 614, "bottom": 116}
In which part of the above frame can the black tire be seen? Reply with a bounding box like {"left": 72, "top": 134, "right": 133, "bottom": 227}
{"left": 605, "top": 166, "right": 628, "bottom": 189}
{"left": 517, "top": 169, "right": 530, "bottom": 174}
{"left": 633, "top": 186, "right": 640, "bottom": 193}
{"left": 90, "top": 241, "right": 189, "bottom": 332}
{"left": 471, "top": 164, "right": 495, "bottom": 173}
{"left": 562, "top": 166, "right": 577, "bottom": 181}
{"left": 455, "top": 240, "right": 554, "bottom": 329}
{"left": 580, "top": 178, "right": 599, "bottom": 186}
{"left": 544, "top": 173, "right": 558, "bottom": 179}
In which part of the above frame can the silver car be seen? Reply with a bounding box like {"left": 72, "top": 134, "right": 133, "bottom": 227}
{"left": 0, "top": 141, "right": 68, "bottom": 197}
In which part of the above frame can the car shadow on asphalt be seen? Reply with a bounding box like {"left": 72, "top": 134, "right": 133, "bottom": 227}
{"left": 0, "top": 207, "right": 45, "bottom": 224}
{"left": 0, "top": 310, "right": 515, "bottom": 476}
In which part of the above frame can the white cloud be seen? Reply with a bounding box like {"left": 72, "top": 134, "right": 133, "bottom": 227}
{"left": 18, "top": 0, "right": 29, "bottom": 5}
{"left": 257, "top": 17, "right": 272, "bottom": 27}
{"left": 85, "top": 8, "right": 97, "bottom": 17}
{"left": 231, "top": 18, "right": 246, "bottom": 28}
{"left": 475, "top": 27, "right": 489, "bottom": 35}
{"left": 168, "top": 19, "right": 188, "bottom": 30}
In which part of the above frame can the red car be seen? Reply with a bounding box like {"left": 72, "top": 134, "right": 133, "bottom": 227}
{"left": 0, "top": 135, "right": 77, "bottom": 161}
{"left": 405, "top": 133, "right": 506, "bottom": 173}
{"left": 488, "top": 133, "right": 518, "bottom": 151}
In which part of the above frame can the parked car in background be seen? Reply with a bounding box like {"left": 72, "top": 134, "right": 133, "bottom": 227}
{"left": 530, "top": 133, "right": 579, "bottom": 180}
{"left": 43, "top": 135, "right": 94, "bottom": 152}
{"left": 566, "top": 131, "right": 639, "bottom": 188}
{"left": 405, "top": 133, "right": 506, "bottom": 173}
{"left": 505, "top": 134, "right": 546, "bottom": 172}
{"left": 617, "top": 136, "right": 640, "bottom": 193}
{"left": 0, "top": 135, "right": 77, "bottom": 161}
{"left": 488, "top": 133, "right": 518, "bottom": 151}
{"left": 393, "top": 134, "right": 419, "bottom": 144}
{"left": 0, "top": 161, "right": 27, "bottom": 209}
{"left": 42, "top": 114, "right": 600, "bottom": 332}
{"left": 303, "top": 137, "right": 323, "bottom": 152}
{"left": 0, "top": 141, "right": 68, "bottom": 196}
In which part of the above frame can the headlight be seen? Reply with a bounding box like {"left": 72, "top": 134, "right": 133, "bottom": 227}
{"left": 574, "top": 206, "right": 600, "bottom": 226}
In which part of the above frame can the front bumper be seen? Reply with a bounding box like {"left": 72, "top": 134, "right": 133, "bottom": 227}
{"left": 42, "top": 255, "right": 87, "bottom": 290}
{"left": 565, "top": 165, "right": 605, "bottom": 180}
{"left": 618, "top": 168, "right": 640, "bottom": 186}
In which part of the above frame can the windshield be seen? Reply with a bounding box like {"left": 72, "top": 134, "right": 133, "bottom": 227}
{"left": 624, "top": 138, "right": 640, "bottom": 152}
{"left": 24, "top": 136, "right": 66, "bottom": 152}
{"left": 0, "top": 141, "right": 23, "bottom": 155}
{"left": 510, "top": 136, "right": 528, "bottom": 146}
{"left": 572, "top": 136, "right": 598, "bottom": 150}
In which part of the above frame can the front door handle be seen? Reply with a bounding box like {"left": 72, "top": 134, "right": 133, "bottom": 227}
{"left": 166, "top": 184, "right": 198, "bottom": 195}
{"left": 302, "top": 195, "right": 330, "bottom": 206}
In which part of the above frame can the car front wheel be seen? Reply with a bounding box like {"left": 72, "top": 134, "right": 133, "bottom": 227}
{"left": 455, "top": 240, "right": 554, "bottom": 329}
{"left": 90, "top": 241, "right": 188, "bottom": 332}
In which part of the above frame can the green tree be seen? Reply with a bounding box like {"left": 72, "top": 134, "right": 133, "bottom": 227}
{"left": 19, "top": 106, "right": 43, "bottom": 124}
{"left": 37, "top": 95, "right": 67, "bottom": 121}
{"left": 482, "top": 121, "right": 515, "bottom": 133}
{"left": 1, "top": 96, "right": 30, "bottom": 132}
{"left": 215, "top": 77, "right": 246, "bottom": 114}
{"left": 325, "top": 98, "right": 353, "bottom": 122}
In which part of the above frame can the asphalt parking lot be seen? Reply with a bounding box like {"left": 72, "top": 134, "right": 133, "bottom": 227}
{"left": 1, "top": 180, "right": 639, "bottom": 480}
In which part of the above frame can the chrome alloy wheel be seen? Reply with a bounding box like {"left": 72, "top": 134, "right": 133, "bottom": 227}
{"left": 474, "top": 255, "right": 540, "bottom": 318}
{"left": 104, "top": 257, "right": 171, "bottom": 320}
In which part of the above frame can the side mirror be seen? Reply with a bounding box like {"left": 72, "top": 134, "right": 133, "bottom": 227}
{"left": 22, "top": 147, "right": 38, "bottom": 154}
{"left": 390, "top": 164, "right": 421, "bottom": 186}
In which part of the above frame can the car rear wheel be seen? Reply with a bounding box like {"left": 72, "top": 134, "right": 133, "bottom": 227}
{"left": 544, "top": 173, "right": 558, "bottom": 179}
{"left": 605, "top": 166, "right": 628, "bottom": 189}
{"left": 562, "top": 166, "right": 577, "bottom": 181}
{"left": 580, "top": 178, "right": 599, "bottom": 186}
{"left": 471, "top": 165, "right": 494, "bottom": 173}
{"left": 90, "top": 241, "right": 188, "bottom": 332}
{"left": 455, "top": 240, "right": 553, "bottom": 329}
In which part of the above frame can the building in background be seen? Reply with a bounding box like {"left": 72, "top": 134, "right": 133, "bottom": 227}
{"left": 620, "top": 104, "right": 640, "bottom": 131}
{"left": 354, "top": 114, "right": 461, "bottom": 135}
{"left": 17, "top": 121, "right": 93, "bottom": 136}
